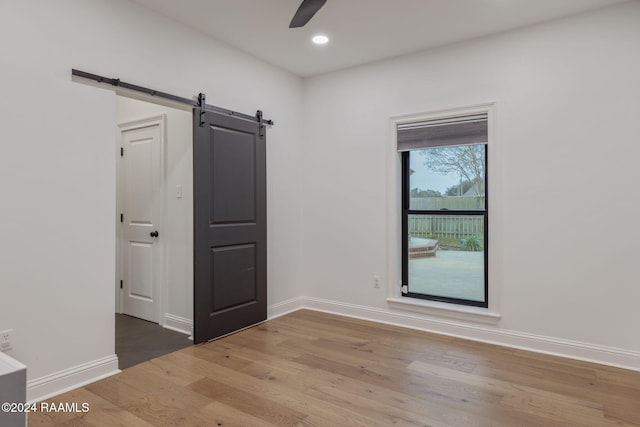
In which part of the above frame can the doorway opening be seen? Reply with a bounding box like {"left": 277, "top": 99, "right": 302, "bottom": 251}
{"left": 71, "top": 68, "right": 272, "bottom": 369}
{"left": 115, "top": 93, "right": 193, "bottom": 369}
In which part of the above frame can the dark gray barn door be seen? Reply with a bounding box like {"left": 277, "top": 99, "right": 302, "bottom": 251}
{"left": 193, "top": 109, "right": 266, "bottom": 344}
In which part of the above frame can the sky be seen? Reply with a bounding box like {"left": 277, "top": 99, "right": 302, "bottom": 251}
{"left": 409, "top": 152, "right": 460, "bottom": 194}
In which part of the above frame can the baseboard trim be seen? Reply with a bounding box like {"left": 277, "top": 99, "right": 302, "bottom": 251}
{"left": 268, "top": 296, "right": 304, "bottom": 320}
{"left": 27, "top": 355, "right": 120, "bottom": 403}
{"left": 300, "top": 296, "right": 640, "bottom": 372}
{"left": 163, "top": 313, "right": 193, "bottom": 337}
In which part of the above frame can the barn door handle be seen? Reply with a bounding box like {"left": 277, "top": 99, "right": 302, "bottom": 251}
{"left": 150, "top": 230, "right": 159, "bottom": 238}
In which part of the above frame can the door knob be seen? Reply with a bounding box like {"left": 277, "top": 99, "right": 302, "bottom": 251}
{"left": 150, "top": 230, "right": 159, "bottom": 238}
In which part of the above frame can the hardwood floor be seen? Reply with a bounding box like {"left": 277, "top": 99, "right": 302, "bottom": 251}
{"left": 29, "top": 310, "right": 640, "bottom": 426}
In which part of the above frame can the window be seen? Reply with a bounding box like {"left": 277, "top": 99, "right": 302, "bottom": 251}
{"left": 398, "top": 114, "right": 488, "bottom": 307}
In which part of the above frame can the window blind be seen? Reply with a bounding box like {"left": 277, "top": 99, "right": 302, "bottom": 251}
{"left": 397, "top": 113, "right": 487, "bottom": 152}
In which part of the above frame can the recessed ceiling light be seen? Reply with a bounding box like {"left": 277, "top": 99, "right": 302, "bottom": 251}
{"left": 312, "top": 35, "right": 329, "bottom": 45}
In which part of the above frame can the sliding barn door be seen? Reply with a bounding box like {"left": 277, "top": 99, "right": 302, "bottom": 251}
{"left": 193, "top": 109, "right": 267, "bottom": 343}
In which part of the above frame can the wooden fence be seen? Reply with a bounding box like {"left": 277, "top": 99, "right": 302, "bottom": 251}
{"left": 409, "top": 215, "right": 484, "bottom": 241}
{"left": 410, "top": 197, "right": 484, "bottom": 210}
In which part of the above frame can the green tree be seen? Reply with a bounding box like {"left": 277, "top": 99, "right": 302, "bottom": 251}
{"left": 411, "top": 188, "right": 442, "bottom": 197}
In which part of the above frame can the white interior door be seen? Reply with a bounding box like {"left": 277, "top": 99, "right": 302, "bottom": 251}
{"left": 119, "top": 117, "right": 164, "bottom": 323}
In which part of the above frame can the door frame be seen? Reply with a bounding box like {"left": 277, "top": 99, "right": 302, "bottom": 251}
{"left": 115, "top": 114, "right": 167, "bottom": 323}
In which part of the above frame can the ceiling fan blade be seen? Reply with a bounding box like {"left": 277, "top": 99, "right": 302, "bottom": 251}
{"left": 289, "top": 0, "right": 327, "bottom": 28}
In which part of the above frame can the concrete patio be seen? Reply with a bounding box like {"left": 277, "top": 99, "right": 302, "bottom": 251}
{"left": 408, "top": 250, "right": 484, "bottom": 302}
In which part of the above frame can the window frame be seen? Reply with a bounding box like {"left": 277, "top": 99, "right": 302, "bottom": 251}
{"left": 401, "top": 146, "right": 489, "bottom": 308}
{"left": 386, "top": 102, "right": 501, "bottom": 323}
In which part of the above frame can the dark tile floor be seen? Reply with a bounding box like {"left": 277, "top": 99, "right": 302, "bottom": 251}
{"left": 115, "top": 314, "right": 192, "bottom": 370}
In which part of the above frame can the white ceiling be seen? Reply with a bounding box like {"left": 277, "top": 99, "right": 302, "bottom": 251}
{"left": 130, "top": 0, "right": 629, "bottom": 77}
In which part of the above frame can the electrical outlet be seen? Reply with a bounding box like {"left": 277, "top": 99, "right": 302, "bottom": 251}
{"left": 0, "top": 329, "right": 12, "bottom": 351}
{"left": 373, "top": 275, "right": 381, "bottom": 288}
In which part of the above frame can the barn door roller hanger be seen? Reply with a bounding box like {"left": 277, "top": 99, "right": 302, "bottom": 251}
{"left": 71, "top": 68, "right": 274, "bottom": 130}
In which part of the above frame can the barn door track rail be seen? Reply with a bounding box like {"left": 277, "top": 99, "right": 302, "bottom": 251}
{"left": 71, "top": 69, "right": 274, "bottom": 128}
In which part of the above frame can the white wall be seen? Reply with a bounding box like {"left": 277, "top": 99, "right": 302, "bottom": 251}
{"left": 0, "top": 0, "right": 303, "bottom": 400}
{"left": 300, "top": 2, "right": 640, "bottom": 365}
{"left": 116, "top": 96, "right": 194, "bottom": 331}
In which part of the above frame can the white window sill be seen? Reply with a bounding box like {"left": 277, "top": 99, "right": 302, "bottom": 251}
{"left": 387, "top": 297, "right": 501, "bottom": 325}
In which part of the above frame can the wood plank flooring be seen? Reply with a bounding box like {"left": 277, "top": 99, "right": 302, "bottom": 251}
{"left": 28, "top": 310, "right": 640, "bottom": 426}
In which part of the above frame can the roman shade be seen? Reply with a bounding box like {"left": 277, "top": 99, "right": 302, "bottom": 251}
{"left": 397, "top": 114, "right": 487, "bottom": 152}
